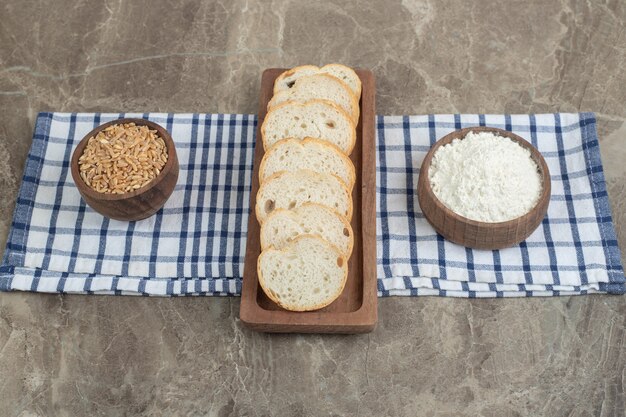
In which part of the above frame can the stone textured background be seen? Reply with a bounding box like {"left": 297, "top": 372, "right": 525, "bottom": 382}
{"left": 1, "top": 0, "right": 625, "bottom": 416}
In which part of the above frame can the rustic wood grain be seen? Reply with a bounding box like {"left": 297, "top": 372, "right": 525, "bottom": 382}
{"left": 70, "top": 118, "right": 179, "bottom": 221}
{"left": 240, "top": 68, "right": 377, "bottom": 334}
{"left": 417, "top": 126, "right": 551, "bottom": 250}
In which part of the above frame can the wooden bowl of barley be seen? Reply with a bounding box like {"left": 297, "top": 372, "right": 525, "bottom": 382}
{"left": 70, "top": 118, "right": 179, "bottom": 221}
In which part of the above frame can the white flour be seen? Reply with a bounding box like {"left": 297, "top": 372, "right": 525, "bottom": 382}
{"left": 428, "top": 131, "right": 542, "bottom": 223}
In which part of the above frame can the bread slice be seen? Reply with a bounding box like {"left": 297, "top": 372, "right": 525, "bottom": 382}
{"left": 320, "top": 64, "right": 362, "bottom": 99}
{"left": 273, "top": 65, "right": 319, "bottom": 94}
{"left": 255, "top": 169, "right": 352, "bottom": 223}
{"left": 259, "top": 137, "right": 356, "bottom": 190}
{"left": 257, "top": 234, "right": 348, "bottom": 311}
{"left": 261, "top": 99, "right": 356, "bottom": 154}
{"left": 261, "top": 203, "right": 354, "bottom": 258}
{"left": 268, "top": 74, "right": 360, "bottom": 124}
{"left": 274, "top": 64, "right": 362, "bottom": 99}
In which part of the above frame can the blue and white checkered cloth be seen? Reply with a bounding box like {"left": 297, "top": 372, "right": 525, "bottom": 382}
{"left": 0, "top": 112, "right": 623, "bottom": 297}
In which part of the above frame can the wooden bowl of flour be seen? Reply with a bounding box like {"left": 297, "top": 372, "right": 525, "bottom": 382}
{"left": 417, "top": 126, "right": 551, "bottom": 250}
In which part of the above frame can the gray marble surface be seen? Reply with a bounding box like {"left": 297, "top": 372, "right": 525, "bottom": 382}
{"left": 1, "top": 1, "right": 625, "bottom": 416}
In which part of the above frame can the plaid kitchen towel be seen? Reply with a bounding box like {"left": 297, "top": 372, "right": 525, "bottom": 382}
{"left": 0, "top": 112, "right": 623, "bottom": 297}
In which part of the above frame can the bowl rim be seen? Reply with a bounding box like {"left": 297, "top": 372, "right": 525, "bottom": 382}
{"left": 70, "top": 118, "right": 177, "bottom": 201}
{"left": 419, "top": 126, "right": 551, "bottom": 227}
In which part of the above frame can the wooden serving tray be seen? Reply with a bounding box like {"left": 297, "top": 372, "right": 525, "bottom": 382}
{"left": 240, "top": 68, "right": 377, "bottom": 334}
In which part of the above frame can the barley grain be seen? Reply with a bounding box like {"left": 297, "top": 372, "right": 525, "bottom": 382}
{"left": 77, "top": 122, "right": 168, "bottom": 194}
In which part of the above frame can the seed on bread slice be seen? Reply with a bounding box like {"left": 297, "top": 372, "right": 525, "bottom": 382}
{"left": 268, "top": 73, "right": 360, "bottom": 124}
{"left": 259, "top": 137, "right": 356, "bottom": 190}
{"left": 257, "top": 234, "right": 348, "bottom": 311}
{"left": 255, "top": 169, "right": 352, "bottom": 223}
{"left": 261, "top": 99, "right": 356, "bottom": 155}
{"left": 261, "top": 203, "right": 354, "bottom": 258}
{"left": 274, "top": 64, "right": 362, "bottom": 99}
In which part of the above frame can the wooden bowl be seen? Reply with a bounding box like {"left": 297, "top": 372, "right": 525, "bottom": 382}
{"left": 70, "top": 118, "right": 179, "bottom": 221}
{"left": 417, "top": 126, "right": 551, "bottom": 250}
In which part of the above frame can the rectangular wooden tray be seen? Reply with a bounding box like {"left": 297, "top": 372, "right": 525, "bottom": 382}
{"left": 240, "top": 68, "right": 377, "bottom": 334}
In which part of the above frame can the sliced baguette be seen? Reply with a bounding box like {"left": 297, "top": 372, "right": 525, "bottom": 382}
{"left": 257, "top": 234, "right": 348, "bottom": 311}
{"left": 261, "top": 203, "right": 354, "bottom": 258}
{"left": 268, "top": 73, "right": 360, "bottom": 124}
{"left": 259, "top": 137, "right": 356, "bottom": 190}
{"left": 261, "top": 99, "right": 356, "bottom": 154}
{"left": 255, "top": 170, "right": 352, "bottom": 223}
{"left": 274, "top": 64, "right": 362, "bottom": 99}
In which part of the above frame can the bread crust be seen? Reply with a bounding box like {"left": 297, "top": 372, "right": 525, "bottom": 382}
{"left": 257, "top": 234, "right": 348, "bottom": 311}
{"left": 260, "top": 99, "right": 357, "bottom": 154}
{"left": 255, "top": 169, "right": 354, "bottom": 224}
{"left": 260, "top": 202, "right": 354, "bottom": 258}
{"left": 259, "top": 137, "right": 356, "bottom": 190}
